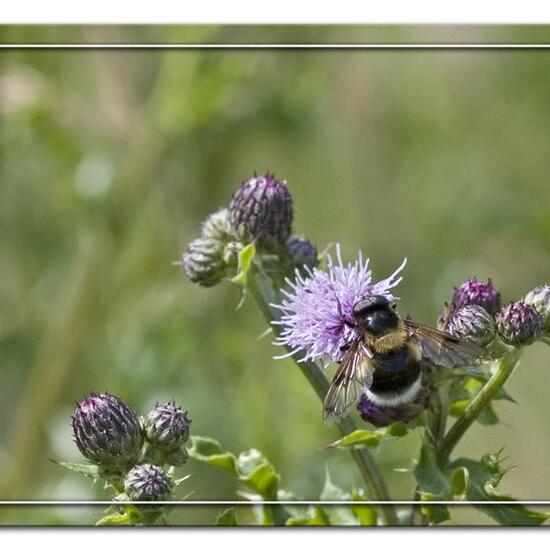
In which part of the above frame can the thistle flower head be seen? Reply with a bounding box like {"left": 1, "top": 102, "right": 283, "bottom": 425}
{"left": 452, "top": 278, "right": 501, "bottom": 315}
{"left": 496, "top": 301, "right": 544, "bottom": 346}
{"left": 143, "top": 401, "right": 191, "bottom": 452}
{"left": 524, "top": 284, "right": 550, "bottom": 334}
{"left": 446, "top": 305, "right": 496, "bottom": 347}
{"left": 229, "top": 172, "right": 293, "bottom": 250}
{"left": 285, "top": 235, "right": 318, "bottom": 271}
{"left": 124, "top": 464, "right": 173, "bottom": 501}
{"left": 72, "top": 392, "right": 143, "bottom": 471}
{"left": 181, "top": 237, "right": 225, "bottom": 287}
{"left": 273, "top": 245, "right": 406, "bottom": 364}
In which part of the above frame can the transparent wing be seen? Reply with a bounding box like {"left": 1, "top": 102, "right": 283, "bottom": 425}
{"left": 403, "top": 317, "right": 488, "bottom": 369}
{"left": 323, "top": 340, "right": 374, "bottom": 423}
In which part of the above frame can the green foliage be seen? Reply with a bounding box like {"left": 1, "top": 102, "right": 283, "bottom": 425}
{"left": 230, "top": 243, "right": 256, "bottom": 289}
{"left": 286, "top": 506, "right": 331, "bottom": 526}
{"left": 327, "top": 422, "right": 412, "bottom": 450}
{"left": 414, "top": 443, "right": 452, "bottom": 525}
{"left": 451, "top": 452, "right": 549, "bottom": 526}
{"left": 215, "top": 507, "right": 238, "bottom": 526}
{"left": 413, "top": 443, "right": 549, "bottom": 526}
{"left": 188, "top": 436, "right": 279, "bottom": 500}
{"left": 55, "top": 461, "right": 102, "bottom": 481}
{"left": 189, "top": 435, "right": 378, "bottom": 526}
{"left": 448, "top": 375, "right": 516, "bottom": 426}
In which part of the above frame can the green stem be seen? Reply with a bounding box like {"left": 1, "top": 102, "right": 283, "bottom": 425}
{"left": 437, "top": 348, "right": 523, "bottom": 466}
{"left": 410, "top": 384, "right": 449, "bottom": 525}
{"left": 247, "top": 271, "right": 398, "bottom": 525}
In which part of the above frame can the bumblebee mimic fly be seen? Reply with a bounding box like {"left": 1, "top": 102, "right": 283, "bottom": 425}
{"left": 323, "top": 295, "right": 487, "bottom": 423}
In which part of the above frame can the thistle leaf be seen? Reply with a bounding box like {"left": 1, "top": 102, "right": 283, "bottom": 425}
{"left": 451, "top": 452, "right": 549, "bottom": 526}
{"left": 414, "top": 443, "right": 452, "bottom": 525}
{"left": 215, "top": 507, "right": 238, "bottom": 526}
{"left": 55, "top": 461, "right": 101, "bottom": 480}
{"left": 326, "top": 421, "right": 411, "bottom": 450}
{"left": 286, "top": 506, "right": 331, "bottom": 526}
{"left": 187, "top": 436, "right": 237, "bottom": 475}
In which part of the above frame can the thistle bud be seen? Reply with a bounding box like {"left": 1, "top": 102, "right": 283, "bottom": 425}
{"left": 124, "top": 464, "right": 173, "bottom": 501}
{"left": 200, "top": 208, "right": 235, "bottom": 242}
{"left": 446, "top": 305, "right": 496, "bottom": 347}
{"left": 181, "top": 237, "right": 225, "bottom": 287}
{"left": 142, "top": 401, "right": 191, "bottom": 466}
{"left": 452, "top": 278, "right": 501, "bottom": 315}
{"left": 229, "top": 173, "right": 293, "bottom": 250}
{"left": 72, "top": 393, "right": 143, "bottom": 471}
{"left": 496, "top": 301, "right": 544, "bottom": 346}
{"left": 285, "top": 235, "right": 318, "bottom": 271}
{"left": 437, "top": 302, "right": 453, "bottom": 331}
{"left": 524, "top": 284, "right": 550, "bottom": 334}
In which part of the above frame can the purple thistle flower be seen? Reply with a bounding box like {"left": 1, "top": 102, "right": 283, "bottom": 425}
{"left": 273, "top": 245, "right": 406, "bottom": 364}
{"left": 452, "top": 278, "right": 501, "bottom": 315}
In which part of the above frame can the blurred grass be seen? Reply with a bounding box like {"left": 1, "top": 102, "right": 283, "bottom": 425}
{"left": 1, "top": 26, "right": 550, "bottom": 525}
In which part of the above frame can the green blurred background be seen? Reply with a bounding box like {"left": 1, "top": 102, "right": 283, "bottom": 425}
{"left": 1, "top": 26, "right": 550, "bottom": 525}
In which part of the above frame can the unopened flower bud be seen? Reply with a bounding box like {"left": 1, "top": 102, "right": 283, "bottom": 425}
{"left": 285, "top": 235, "right": 318, "bottom": 271}
{"left": 496, "top": 301, "right": 544, "bottom": 346}
{"left": 182, "top": 237, "right": 225, "bottom": 287}
{"left": 524, "top": 284, "right": 550, "bottom": 334}
{"left": 201, "top": 208, "right": 235, "bottom": 242}
{"left": 222, "top": 240, "right": 243, "bottom": 267}
{"left": 452, "top": 278, "right": 501, "bottom": 315}
{"left": 437, "top": 302, "right": 453, "bottom": 331}
{"left": 124, "top": 464, "right": 172, "bottom": 501}
{"left": 72, "top": 393, "right": 143, "bottom": 471}
{"left": 143, "top": 401, "right": 191, "bottom": 466}
{"left": 446, "top": 305, "right": 496, "bottom": 347}
{"left": 229, "top": 173, "right": 293, "bottom": 250}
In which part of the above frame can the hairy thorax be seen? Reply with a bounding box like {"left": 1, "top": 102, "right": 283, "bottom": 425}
{"left": 363, "top": 321, "right": 409, "bottom": 354}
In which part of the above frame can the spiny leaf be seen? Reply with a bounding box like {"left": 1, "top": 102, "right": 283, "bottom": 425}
{"left": 55, "top": 461, "right": 101, "bottom": 480}
{"left": 189, "top": 438, "right": 279, "bottom": 501}
{"left": 326, "top": 421, "right": 412, "bottom": 450}
{"left": 216, "top": 507, "right": 238, "bottom": 526}
{"left": 187, "top": 436, "right": 237, "bottom": 475}
{"left": 236, "top": 449, "right": 280, "bottom": 500}
{"left": 414, "top": 443, "right": 452, "bottom": 525}
{"left": 451, "top": 452, "right": 549, "bottom": 526}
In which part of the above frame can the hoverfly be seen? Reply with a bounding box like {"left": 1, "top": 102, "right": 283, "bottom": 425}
{"left": 323, "top": 294, "right": 487, "bottom": 423}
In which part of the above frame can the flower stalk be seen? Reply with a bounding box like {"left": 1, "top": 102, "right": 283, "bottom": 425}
{"left": 247, "top": 269, "right": 399, "bottom": 525}
{"left": 437, "top": 348, "right": 523, "bottom": 466}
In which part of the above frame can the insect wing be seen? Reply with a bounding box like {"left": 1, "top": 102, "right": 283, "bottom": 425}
{"left": 323, "top": 340, "right": 374, "bottom": 423}
{"left": 403, "top": 318, "right": 487, "bottom": 368}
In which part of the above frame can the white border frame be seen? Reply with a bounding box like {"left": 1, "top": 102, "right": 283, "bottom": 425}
{"left": 2, "top": 35, "right": 550, "bottom": 510}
